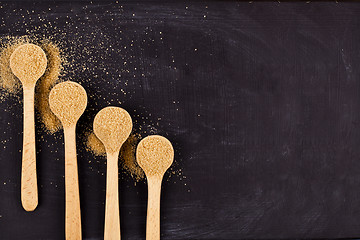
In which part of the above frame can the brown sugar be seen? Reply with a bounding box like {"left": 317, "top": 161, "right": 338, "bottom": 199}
{"left": 86, "top": 132, "right": 106, "bottom": 157}
{"left": 93, "top": 106, "right": 132, "bottom": 153}
{"left": 120, "top": 134, "right": 144, "bottom": 180}
{"left": 49, "top": 81, "right": 87, "bottom": 127}
{"left": 36, "top": 41, "right": 63, "bottom": 133}
{"left": 10, "top": 44, "right": 47, "bottom": 85}
{"left": 0, "top": 39, "right": 25, "bottom": 94}
{"left": 136, "top": 135, "right": 174, "bottom": 177}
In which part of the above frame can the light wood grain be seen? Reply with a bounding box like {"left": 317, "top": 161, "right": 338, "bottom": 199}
{"left": 104, "top": 151, "right": 121, "bottom": 240}
{"left": 21, "top": 85, "right": 38, "bottom": 211}
{"left": 64, "top": 125, "right": 82, "bottom": 240}
{"left": 146, "top": 176, "right": 162, "bottom": 240}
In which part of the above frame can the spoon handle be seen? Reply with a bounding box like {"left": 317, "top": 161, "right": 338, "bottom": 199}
{"left": 146, "top": 176, "right": 163, "bottom": 240}
{"left": 21, "top": 87, "right": 38, "bottom": 211}
{"left": 104, "top": 152, "right": 121, "bottom": 240}
{"left": 64, "top": 126, "right": 82, "bottom": 240}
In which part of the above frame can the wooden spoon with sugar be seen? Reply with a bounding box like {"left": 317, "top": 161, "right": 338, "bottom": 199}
{"left": 93, "top": 106, "right": 132, "bottom": 240}
{"left": 49, "top": 81, "right": 87, "bottom": 240}
{"left": 136, "top": 135, "right": 174, "bottom": 240}
{"left": 10, "top": 43, "right": 47, "bottom": 211}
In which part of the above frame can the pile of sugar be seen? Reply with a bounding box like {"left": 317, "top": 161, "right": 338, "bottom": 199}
{"left": 36, "top": 41, "right": 63, "bottom": 133}
{"left": 86, "top": 132, "right": 106, "bottom": 156}
{"left": 0, "top": 39, "right": 25, "bottom": 94}
{"left": 49, "top": 82, "right": 87, "bottom": 127}
{"left": 136, "top": 135, "right": 174, "bottom": 177}
{"left": 120, "top": 134, "right": 145, "bottom": 180}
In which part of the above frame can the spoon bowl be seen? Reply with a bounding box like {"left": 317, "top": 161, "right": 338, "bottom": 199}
{"left": 93, "top": 106, "right": 132, "bottom": 153}
{"left": 136, "top": 135, "right": 174, "bottom": 177}
{"left": 10, "top": 43, "right": 47, "bottom": 87}
{"left": 49, "top": 81, "right": 87, "bottom": 127}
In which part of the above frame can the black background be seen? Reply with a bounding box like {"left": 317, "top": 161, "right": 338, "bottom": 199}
{"left": 1, "top": 1, "right": 360, "bottom": 240}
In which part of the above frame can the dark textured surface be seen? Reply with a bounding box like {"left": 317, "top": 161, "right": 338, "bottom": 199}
{"left": 1, "top": 1, "right": 360, "bottom": 240}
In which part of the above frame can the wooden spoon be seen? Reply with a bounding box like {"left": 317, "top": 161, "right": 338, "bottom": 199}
{"left": 10, "top": 43, "right": 47, "bottom": 211}
{"left": 93, "top": 106, "right": 132, "bottom": 240}
{"left": 49, "top": 81, "right": 87, "bottom": 240}
{"left": 136, "top": 135, "right": 174, "bottom": 240}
